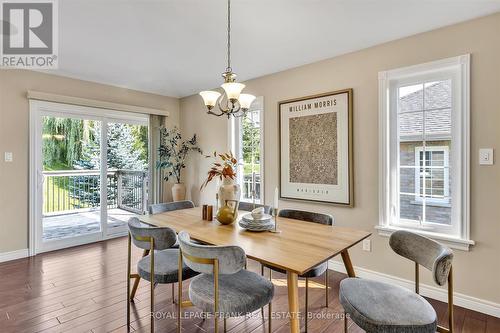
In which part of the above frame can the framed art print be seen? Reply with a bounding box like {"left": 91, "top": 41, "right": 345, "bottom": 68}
{"left": 279, "top": 89, "right": 353, "bottom": 206}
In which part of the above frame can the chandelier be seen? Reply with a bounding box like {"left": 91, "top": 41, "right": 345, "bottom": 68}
{"left": 199, "top": 0, "right": 256, "bottom": 118}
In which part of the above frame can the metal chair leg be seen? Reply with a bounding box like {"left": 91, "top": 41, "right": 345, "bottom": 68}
{"left": 224, "top": 318, "right": 227, "bottom": 333}
{"left": 130, "top": 249, "right": 149, "bottom": 300}
{"left": 177, "top": 251, "right": 183, "bottom": 333}
{"left": 305, "top": 278, "right": 309, "bottom": 333}
{"left": 150, "top": 239, "right": 155, "bottom": 333}
{"left": 325, "top": 269, "right": 329, "bottom": 307}
{"left": 261, "top": 264, "right": 265, "bottom": 316}
{"left": 127, "top": 234, "right": 131, "bottom": 330}
{"left": 268, "top": 301, "right": 272, "bottom": 332}
{"left": 344, "top": 311, "right": 348, "bottom": 333}
{"left": 172, "top": 283, "right": 175, "bottom": 304}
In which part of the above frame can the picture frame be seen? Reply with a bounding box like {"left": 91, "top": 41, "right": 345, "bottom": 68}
{"left": 278, "top": 89, "right": 353, "bottom": 206}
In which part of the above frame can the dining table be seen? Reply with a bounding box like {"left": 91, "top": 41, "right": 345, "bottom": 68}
{"left": 139, "top": 207, "right": 371, "bottom": 333}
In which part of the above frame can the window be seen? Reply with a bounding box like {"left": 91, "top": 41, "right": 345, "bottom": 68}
{"left": 378, "top": 55, "right": 473, "bottom": 250}
{"left": 414, "top": 146, "right": 449, "bottom": 205}
{"left": 230, "top": 96, "right": 264, "bottom": 203}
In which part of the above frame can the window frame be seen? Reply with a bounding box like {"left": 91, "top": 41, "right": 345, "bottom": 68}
{"left": 229, "top": 96, "right": 265, "bottom": 204}
{"left": 377, "top": 55, "right": 474, "bottom": 251}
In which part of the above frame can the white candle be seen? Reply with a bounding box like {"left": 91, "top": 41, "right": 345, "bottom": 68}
{"left": 274, "top": 187, "right": 279, "bottom": 210}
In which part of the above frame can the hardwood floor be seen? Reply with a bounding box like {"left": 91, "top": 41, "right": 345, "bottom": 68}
{"left": 0, "top": 238, "right": 497, "bottom": 333}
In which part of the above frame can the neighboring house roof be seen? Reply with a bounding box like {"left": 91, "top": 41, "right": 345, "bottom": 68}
{"left": 399, "top": 80, "right": 451, "bottom": 139}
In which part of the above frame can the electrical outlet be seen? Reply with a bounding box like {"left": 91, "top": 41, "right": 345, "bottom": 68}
{"left": 479, "top": 148, "right": 494, "bottom": 165}
{"left": 362, "top": 239, "right": 371, "bottom": 252}
{"left": 4, "top": 152, "right": 13, "bottom": 162}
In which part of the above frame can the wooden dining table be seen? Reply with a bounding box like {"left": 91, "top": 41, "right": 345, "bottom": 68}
{"left": 139, "top": 207, "right": 371, "bottom": 333}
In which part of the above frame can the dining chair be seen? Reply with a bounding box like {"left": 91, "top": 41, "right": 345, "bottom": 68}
{"left": 136, "top": 200, "right": 195, "bottom": 303}
{"left": 261, "top": 209, "right": 334, "bottom": 332}
{"left": 127, "top": 217, "right": 199, "bottom": 333}
{"left": 148, "top": 200, "right": 195, "bottom": 214}
{"left": 177, "top": 231, "right": 275, "bottom": 333}
{"left": 339, "top": 230, "right": 454, "bottom": 333}
{"left": 238, "top": 201, "right": 273, "bottom": 214}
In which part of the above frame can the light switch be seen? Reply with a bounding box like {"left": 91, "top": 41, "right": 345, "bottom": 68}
{"left": 4, "top": 152, "right": 13, "bottom": 162}
{"left": 479, "top": 148, "right": 494, "bottom": 165}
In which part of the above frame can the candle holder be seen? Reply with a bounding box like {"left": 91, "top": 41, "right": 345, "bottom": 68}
{"left": 269, "top": 208, "right": 281, "bottom": 233}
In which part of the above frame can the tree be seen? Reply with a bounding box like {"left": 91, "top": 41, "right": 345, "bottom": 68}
{"left": 42, "top": 117, "right": 91, "bottom": 170}
{"left": 241, "top": 115, "right": 260, "bottom": 166}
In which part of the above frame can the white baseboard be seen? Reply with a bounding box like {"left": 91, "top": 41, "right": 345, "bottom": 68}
{"left": 329, "top": 260, "right": 500, "bottom": 319}
{"left": 0, "top": 249, "right": 30, "bottom": 263}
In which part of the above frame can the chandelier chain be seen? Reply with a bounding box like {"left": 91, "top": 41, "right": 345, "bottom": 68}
{"left": 226, "top": 0, "right": 231, "bottom": 72}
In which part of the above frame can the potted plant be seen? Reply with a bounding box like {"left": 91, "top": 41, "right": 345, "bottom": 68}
{"left": 201, "top": 151, "right": 241, "bottom": 208}
{"left": 157, "top": 126, "right": 202, "bottom": 201}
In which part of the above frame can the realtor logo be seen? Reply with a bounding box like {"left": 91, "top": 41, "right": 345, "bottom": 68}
{"left": 1, "top": 0, "right": 58, "bottom": 68}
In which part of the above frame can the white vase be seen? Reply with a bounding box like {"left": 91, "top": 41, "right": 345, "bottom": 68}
{"left": 218, "top": 178, "right": 241, "bottom": 208}
{"left": 172, "top": 183, "right": 186, "bottom": 201}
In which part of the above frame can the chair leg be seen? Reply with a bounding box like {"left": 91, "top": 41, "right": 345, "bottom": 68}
{"left": 344, "top": 311, "right": 348, "bottom": 333}
{"left": 224, "top": 317, "right": 227, "bottom": 333}
{"left": 268, "top": 301, "right": 272, "bottom": 332}
{"left": 261, "top": 264, "right": 265, "bottom": 316}
{"left": 150, "top": 241, "right": 155, "bottom": 333}
{"left": 305, "top": 278, "right": 309, "bottom": 333}
{"left": 130, "top": 249, "right": 149, "bottom": 300}
{"left": 177, "top": 251, "right": 183, "bottom": 333}
{"left": 127, "top": 234, "right": 131, "bottom": 329}
{"left": 325, "top": 269, "right": 329, "bottom": 307}
{"left": 172, "top": 283, "right": 175, "bottom": 304}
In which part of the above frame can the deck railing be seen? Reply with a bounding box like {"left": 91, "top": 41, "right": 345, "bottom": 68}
{"left": 242, "top": 174, "right": 261, "bottom": 201}
{"left": 43, "top": 169, "right": 148, "bottom": 215}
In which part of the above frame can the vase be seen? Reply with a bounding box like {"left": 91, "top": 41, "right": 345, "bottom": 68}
{"left": 218, "top": 178, "right": 241, "bottom": 208}
{"left": 172, "top": 183, "right": 186, "bottom": 201}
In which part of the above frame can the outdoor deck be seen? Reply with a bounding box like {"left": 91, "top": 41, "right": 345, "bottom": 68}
{"left": 42, "top": 208, "right": 135, "bottom": 241}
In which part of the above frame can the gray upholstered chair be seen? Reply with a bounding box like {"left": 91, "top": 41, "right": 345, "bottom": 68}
{"left": 262, "top": 209, "right": 334, "bottom": 332}
{"left": 238, "top": 201, "right": 272, "bottom": 214}
{"left": 148, "top": 200, "right": 195, "bottom": 214}
{"left": 127, "top": 218, "right": 199, "bottom": 333}
{"left": 339, "top": 230, "right": 454, "bottom": 333}
{"left": 177, "top": 231, "right": 274, "bottom": 333}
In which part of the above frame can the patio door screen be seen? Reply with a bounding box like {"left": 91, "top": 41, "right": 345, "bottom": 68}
{"left": 30, "top": 100, "right": 149, "bottom": 254}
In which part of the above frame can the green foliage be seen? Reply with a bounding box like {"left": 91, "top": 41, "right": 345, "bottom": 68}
{"left": 42, "top": 117, "right": 91, "bottom": 170}
{"left": 241, "top": 114, "right": 260, "bottom": 170}
{"left": 74, "top": 122, "right": 148, "bottom": 171}
{"left": 107, "top": 123, "right": 148, "bottom": 170}
{"left": 157, "top": 127, "right": 202, "bottom": 183}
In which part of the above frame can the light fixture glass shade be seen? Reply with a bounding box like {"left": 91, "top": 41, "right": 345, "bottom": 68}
{"left": 239, "top": 94, "right": 256, "bottom": 109}
{"left": 199, "top": 91, "right": 221, "bottom": 108}
{"left": 221, "top": 82, "right": 245, "bottom": 100}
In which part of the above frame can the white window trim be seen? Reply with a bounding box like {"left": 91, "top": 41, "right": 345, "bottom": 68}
{"left": 377, "top": 55, "right": 474, "bottom": 251}
{"left": 228, "top": 96, "right": 265, "bottom": 204}
{"left": 414, "top": 146, "right": 450, "bottom": 205}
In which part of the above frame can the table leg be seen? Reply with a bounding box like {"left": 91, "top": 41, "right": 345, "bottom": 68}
{"left": 287, "top": 271, "right": 300, "bottom": 333}
{"left": 341, "top": 250, "right": 356, "bottom": 277}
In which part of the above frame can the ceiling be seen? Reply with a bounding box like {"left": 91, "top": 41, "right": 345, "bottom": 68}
{"left": 52, "top": 0, "right": 500, "bottom": 97}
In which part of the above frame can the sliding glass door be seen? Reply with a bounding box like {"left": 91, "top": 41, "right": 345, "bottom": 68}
{"left": 31, "top": 101, "right": 149, "bottom": 253}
